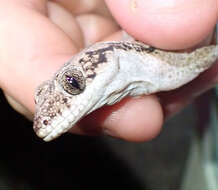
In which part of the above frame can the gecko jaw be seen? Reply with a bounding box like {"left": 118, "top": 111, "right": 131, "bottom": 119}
{"left": 33, "top": 86, "right": 97, "bottom": 141}
{"left": 34, "top": 103, "right": 86, "bottom": 142}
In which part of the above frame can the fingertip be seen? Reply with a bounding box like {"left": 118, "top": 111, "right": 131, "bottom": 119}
{"left": 105, "top": 0, "right": 218, "bottom": 49}
{"left": 103, "top": 95, "right": 164, "bottom": 142}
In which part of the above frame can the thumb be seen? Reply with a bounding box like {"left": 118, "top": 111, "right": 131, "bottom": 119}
{"left": 105, "top": 0, "right": 218, "bottom": 50}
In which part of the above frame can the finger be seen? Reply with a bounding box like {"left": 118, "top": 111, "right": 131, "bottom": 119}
{"left": 47, "top": 2, "right": 84, "bottom": 49}
{"left": 51, "top": 0, "right": 112, "bottom": 17}
{"left": 47, "top": 2, "right": 119, "bottom": 50}
{"left": 49, "top": 1, "right": 119, "bottom": 47}
{"left": 105, "top": 0, "right": 218, "bottom": 49}
{"left": 71, "top": 95, "right": 164, "bottom": 142}
{"left": 76, "top": 13, "right": 119, "bottom": 46}
{"left": 0, "top": 1, "right": 78, "bottom": 112}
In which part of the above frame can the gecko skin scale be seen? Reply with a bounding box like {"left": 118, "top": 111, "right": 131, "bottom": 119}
{"left": 33, "top": 40, "right": 218, "bottom": 141}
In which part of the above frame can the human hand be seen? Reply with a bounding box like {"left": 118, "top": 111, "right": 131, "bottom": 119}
{"left": 0, "top": 0, "right": 217, "bottom": 142}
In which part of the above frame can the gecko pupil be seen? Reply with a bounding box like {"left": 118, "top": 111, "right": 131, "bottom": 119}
{"left": 43, "top": 120, "right": 48, "bottom": 125}
{"left": 66, "top": 75, "right": 81, "bottom": 90}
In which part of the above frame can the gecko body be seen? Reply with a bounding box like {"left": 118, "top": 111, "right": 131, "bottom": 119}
{"left": 33, "top": 40, "right": 218, "bottom": 141}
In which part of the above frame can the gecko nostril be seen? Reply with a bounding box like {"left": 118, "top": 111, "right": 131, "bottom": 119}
{"left": 43, "top": 120, "right": 49, "bottom": 125}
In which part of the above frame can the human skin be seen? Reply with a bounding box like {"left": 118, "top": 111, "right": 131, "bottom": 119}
{"left": 0, "top": 0, "right": 217, "bottom": 142}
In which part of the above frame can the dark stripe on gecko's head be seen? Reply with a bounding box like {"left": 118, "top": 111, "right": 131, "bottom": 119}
{"left": 141, "top": 46, "right": 155, "bottom": 53}
{"left": 113, "top": 42, "right": 156, "bottom": 53}
{"left": 79, "top": 45, "right": 114, "bottom": 65}
{"left": 79, "top": 45, "right": 115, "bottom": 80}
{"left": 78, "top": 42, "right": 156, "bottom": 80}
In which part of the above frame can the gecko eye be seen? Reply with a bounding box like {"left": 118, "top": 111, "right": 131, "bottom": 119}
{"left": 59, "top": 69, "right": 86, "bottom": 95}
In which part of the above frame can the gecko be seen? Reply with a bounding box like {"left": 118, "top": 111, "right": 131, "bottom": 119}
{"left": 33, "top": 38, "right": 218, "bottom": 141}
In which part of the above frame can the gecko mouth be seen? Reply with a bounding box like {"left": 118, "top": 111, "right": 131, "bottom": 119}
{"left": 33, "top": 115, "right": 72, "bottom": 142}
{"left": 33, "top": 111, "right": 77, "bottom": 142}
{"left": 33, "top": 95, "right": 90, "bottom": 142}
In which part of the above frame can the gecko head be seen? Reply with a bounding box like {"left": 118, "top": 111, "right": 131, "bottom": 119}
{"left": 33, "top": 54, "right": 119, "bottom": 141}
{"left": 33, "top": 66, "right": 89, "bottom": 141}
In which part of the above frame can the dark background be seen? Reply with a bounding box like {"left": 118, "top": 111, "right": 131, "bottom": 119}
{"left": 0, "top": 89, "right": 196, "bottom": 190}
